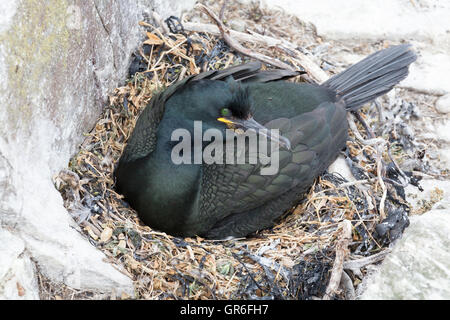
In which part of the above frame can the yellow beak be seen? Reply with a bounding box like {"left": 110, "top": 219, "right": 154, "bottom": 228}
{"left": 216, "top": 116, "right": 291, "bottom": 150}
{"left": 217, "top": 117, "right": 234, "bottom": 125}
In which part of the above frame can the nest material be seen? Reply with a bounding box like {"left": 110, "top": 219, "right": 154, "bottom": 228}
{"left": 52, "top": 1, "right": 429, "bottom": 300}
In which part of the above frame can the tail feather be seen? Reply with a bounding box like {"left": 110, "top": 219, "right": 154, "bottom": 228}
{"left": 323, "top": 44, "right": 417, "bottom": 110}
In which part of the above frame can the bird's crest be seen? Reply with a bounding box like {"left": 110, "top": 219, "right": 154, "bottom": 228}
{"left": 228, "top": 85, "right": 253, "bottom": 119}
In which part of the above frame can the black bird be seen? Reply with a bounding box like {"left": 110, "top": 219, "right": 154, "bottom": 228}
{"left": 115, "top": 44, "right": 416, "bottom": 239}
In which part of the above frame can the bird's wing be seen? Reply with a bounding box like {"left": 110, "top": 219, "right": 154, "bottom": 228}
{"left": 119, "top": 62, "right": 299, "bottom": 163}
{"left": 195, "top": 101, "right": 347, "bottom": 234}
{"left": 118, "top": 78, "right": 188, "bottom": 163}
{"left": 197, "top": 61, "right": 300, "bottom": 82}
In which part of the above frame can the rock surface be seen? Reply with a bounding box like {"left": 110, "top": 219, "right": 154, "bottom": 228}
{"left": 265, "top": 0, "right": 450, "bottom": 46}
{"left": 436, "top": 94, "right": 450, "bottom": 114}
{"left": 360, "top": 210, "right": 450, "bottom": 300}
{"left": 0, "top": 228, "right": 39, "bottom": 300}
{"left": 264, "top": 0, "right": 450, "bottom": 95}
{"left": 0, "top": 0, "right": 194, "bottom": 299}
{"left": 406, "top": 179, "right": 450, "bottom": 214}
{"left": 327, "top": 155, "right": 356, "bottom": 182}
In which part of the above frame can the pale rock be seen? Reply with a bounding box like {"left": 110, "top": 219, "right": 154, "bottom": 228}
{"left": 263, "top": 0, "right": 450, "bottom": 95}
{"left": 263, "top": 0, "right": 450, "bottom": 50}
{"left": 436, "top": 94, "right": 450, "bottom": 114}
{"left": 0, "top": 229, "right": 25, "bottom": 282}
{"left": 0, "top": 1, "right": 18, "bottom": 33}
{"left": 328, "top": 156, "right": 356, "bottom": 182}
{"left": 333, "top": 52, "right": 365, "bottom": 67}
{"left": 0, "top": 229, "right": 39, "bottom": 300}
{"left": 439, "top": 147, "right": 450, "bottom": 169}
{"left": 0, "top": 254, "right": 39, "bottom": 300}
{"left": 405, "top": 179, "right": 450, "bottom": 212}
{"left": 360, "top": 209, "right": 450, "bottom": 300}
{"left": 401, "top": 51, "right": 450, "bottom": 95}
{"left": 434, "top": 119, "right": 450, "bottom": 143}
{"left": 420, "top": 131, "right": 438, "bottom": 141}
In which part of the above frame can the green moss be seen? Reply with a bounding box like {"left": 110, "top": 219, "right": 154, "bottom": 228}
{"left": 0, "top": 0, "right": 74, "bottom": 132}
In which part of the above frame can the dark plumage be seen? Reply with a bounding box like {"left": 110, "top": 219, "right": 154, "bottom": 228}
{"left": 115, "top": 44, "right": 416, "bottom": 239}
{"left": 227, "top": 85, "right": 252, "bottom": 119}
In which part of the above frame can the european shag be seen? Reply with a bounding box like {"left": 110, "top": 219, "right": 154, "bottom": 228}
{"left": 115, "top": 44, "right": 416, "bottom": 239}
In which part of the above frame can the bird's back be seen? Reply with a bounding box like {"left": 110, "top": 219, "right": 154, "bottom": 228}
{"left": 115, "top": 44, "right": 416, "bottom": 239}
{"left": 199, "top": 82, "right": 348, "bottom": 238}
{"left": 247, "top": 82, "right": 338, "bottom": 122}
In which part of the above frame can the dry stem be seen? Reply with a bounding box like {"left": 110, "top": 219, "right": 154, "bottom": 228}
{"left": 323, "top": 220, "right": 352, "bottom": 300}
{"left": 185, "top": 7, "right": 329, "bottom": 83}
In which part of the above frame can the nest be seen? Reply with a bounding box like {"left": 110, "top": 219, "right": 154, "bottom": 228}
{"left": 53, "top": 1, "right": 426, "bottom": 300}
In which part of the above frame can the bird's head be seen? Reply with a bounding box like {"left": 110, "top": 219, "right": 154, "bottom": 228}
{"left": 166, "top": 80, "right": 290, "bottom": 150}
{"left": 217, "top": 86, "right": 291, "bottom": 150}
{"left": 212, "top": 83, "right": 291, "bottom": 150}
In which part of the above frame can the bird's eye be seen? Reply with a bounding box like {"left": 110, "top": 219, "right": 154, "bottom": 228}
{"left": 221, "top": 108, "right": 231, "bottom": 117}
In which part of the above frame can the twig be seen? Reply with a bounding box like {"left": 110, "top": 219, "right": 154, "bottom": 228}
{"left": 374, "top": 99, "right": 384, "bottom": 123}
{"left": 340, "top": 271, "right": 356, "bottom": 300}
{"left": 353, "top": 111, "right": 375, "bottom": 139}
{"left": 231, "top": 252, "right": 265, "bottom": 292}
{"left": 347, "top": 112, "right": 387, "bottom": 219}
{"left": 343, "top": 249, "right": 391, "bottom": 277}
{"left": 342, "top": 189, "right": 382, "bottom": 250}
{"left": 246, "top": 254, "right": 286, "bottom": 299}
{"left": 323, "top": 220, "right": 352, "bottom": 300}
{"left": 387, "top": 145, "right": 410, "bottom": 186}
{"left": 347, "top": 113, "right": 385, "bottom": 146}
{"left": 314, "top": 178, "right": 377, "bottom": 195}
{"left": 376, "top": 146, "right": 388, "bottom": 220}
{"left": 197, "top": 4, "right": 297, "bottom": 72}
{"left": 183, "top": 19, "right": 329, "bottom": 83}
{"left": 219, "top": 1, "right": 227, "bottom": 21}
{"left": 151, "top": 11, "right": 169, "bottom": 34}
{"left": 183, "top": 22, "right": 295, "bottom": 50}
{"left": 246, "top": 254, "right": 289, "bottom": 281}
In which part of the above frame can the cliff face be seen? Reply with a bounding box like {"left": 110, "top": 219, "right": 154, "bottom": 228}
{"left": 0, "top": 0, "right": 194, "bottom": 299}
